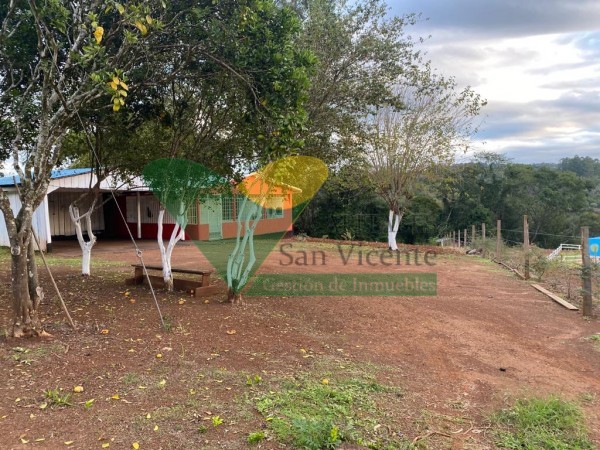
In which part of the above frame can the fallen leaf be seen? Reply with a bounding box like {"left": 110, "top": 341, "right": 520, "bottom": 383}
{"left": 146, "top": 413, "right": 151, "bottom": 419}
{"left": 299, "top": 348, "right": 307, "bottom": 354}
{"left": 111, "top": 394, "right": 120, "bottom": 400}
{"left": 204, "top": 299, "right": 209, "bottom": 304}
{"left": 158, "top": 379, "right": 166, "bottom": 387}
{"left": 226, "top": 330, "right": 236, "bottom": 335}
{"left": 322, "top": 379, "right": 329, "bottom": 385}
{"left": 64, "top": 441, "right": 74, "bottom": 445}
{"left": 100, "top": 329, "right": 109, "bottom": 334}
{"left": 153, "top": 425, "right": 159, "bottom": 431}
{"left": 156, "top": 353, "right": 162, "bottom": 359}
{"left": 102, "top": 444, "right": 110, "bottom": 448}
{"left": 39, "top": 402, "right": 48, "bottom": 410}
{"left": 132, "top": 443, "right": 140, "bottom": 450}
{"left": 73, "top": 385, "right": 84, "bottom": 393}
{"left": 178, "top": 299, "right": 186, "bottom": 305}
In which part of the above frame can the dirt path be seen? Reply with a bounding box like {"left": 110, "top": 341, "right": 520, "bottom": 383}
{"left": 0, "top": 240, "right": 598, "bottom": 449}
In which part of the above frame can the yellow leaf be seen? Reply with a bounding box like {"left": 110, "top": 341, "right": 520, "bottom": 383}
{"left": 146, "top": 413, "right": 151, "bottom": 419}
{"left": 35, "top": 438, "right": 46, "bottom": 442}
{"left": 226, "top": 330, "right": 237, "bottom": 335}
{"left": 158, "top": 379, "right": 166, "bottom": 387}
{"left": 64, "top": 441, "right": 74, "bottom": 446}
{"left": 115, "top": 3, "right": 125, "bottom": 14}
{"left": 102, "top": 444, "right": 110, "bottom": 449}
{"left": 100, "top": 329, "right": 110, "bottom": 334}
{"left": 113, "top": 76, "right": 120, "bottom": 85}
{"left": 299, "top": 348, "right": 307, "bottom": 354}
{"left": 133, "top": 443, "right": 140, "bottom": 450}
{"left": 178, "top": 299, "right": 185, "bottom": 305}
{"left": 119, "top": 90, "right": 128, "bottom": 97}
{"left": 153, "top": 425, "right": 158, "bottom": 431}
{"left": 113, "top": 104, "right": 120, "bottom": 112}
{"left": 73, "top": 385, "right": 84, "bottom": 393}
{"left": 119, "top": 81, "right": 129, "bottom": 90}
{"left": 119, "top": 98, "right": 125, "bottom": 105}
{"left": 135, "top": 21, "right": 148, "bottom": 35}
{"left": 146, "top": 15, "right": 153, "bottom": 25}
{"left": 322, "top": 378, "right": 329, "bottom": 385}
{"left": 156, "top": 353, "right": 162, "bottom": 359}
{"left": 111, "top": 394, "right": 120, "bottom": 400}
{"left": 39, "top": 402, "right": 48, "bottom": 409}
{"left": 94, "top": 26, "right": 104, "bottom": 45}
{"left": 21, "top": 438, "right": 29, "bottom": 444}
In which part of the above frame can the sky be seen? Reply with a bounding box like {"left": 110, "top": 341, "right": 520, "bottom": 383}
{"left": 390, "top": 0, "right": 600, "bottom": 163}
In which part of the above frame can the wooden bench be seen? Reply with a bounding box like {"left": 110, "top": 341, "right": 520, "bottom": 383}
{"left": 126, "top": 264, "right": 220, "bottom": 297}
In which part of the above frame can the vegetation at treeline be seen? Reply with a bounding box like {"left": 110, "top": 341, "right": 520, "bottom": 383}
{"left": 297, "top": 154, "right": 600, "bottom": 248}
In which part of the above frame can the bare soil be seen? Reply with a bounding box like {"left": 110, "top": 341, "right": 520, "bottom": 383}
{"left": 0, "top": 239, "right": 599, "bottom": 449}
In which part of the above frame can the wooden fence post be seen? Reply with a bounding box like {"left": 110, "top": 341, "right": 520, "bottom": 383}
{"left": 581, "top": 226, "right": 593, "bottom": 317}
{"left": 464, "top": 228, "right": 467, "bottom": 247}
{"left": 452, "top": 230, "right": 456, "bottom": 247}
{"left": 482, "top": 223, "right": 486, "bottom": 241}
{"left": 458, "top": 229, "right": 461, "bottom": 248}
{"left": 523, "top": 215, "right": 530, "bottom": 280}
{"left": 496, "top": 219, "right": 501, "bottom": 261}
{"left": 472, "top": 224, "right": 476, "bottom": 245}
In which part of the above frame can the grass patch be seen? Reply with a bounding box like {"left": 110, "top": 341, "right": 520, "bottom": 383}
{"left": 252, "top": 359, "right": 410, "bottom": 449}
{"left": 589, "top": 333, "right": 600, "bottom": 351}
{"left": 494, "top": 396, "right": 594, "bottom": 449}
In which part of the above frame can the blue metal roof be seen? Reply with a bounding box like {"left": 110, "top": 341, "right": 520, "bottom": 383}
{"left": 0, "top": 168, "right": 92, "bottom": 187}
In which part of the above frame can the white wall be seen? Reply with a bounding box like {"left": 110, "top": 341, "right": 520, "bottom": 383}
{"left": 0, "top": 189, "right": 50, "bottom": 251}
{"left": 47, "top": 190, "right": 105, "bottom": 236}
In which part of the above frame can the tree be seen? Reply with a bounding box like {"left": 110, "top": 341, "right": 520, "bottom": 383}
{"left": 289, "top": 0, "right": 421, "bottom": 164}
{"left": 366, "top": 69, "right": 484, "bottom": 250}
{"left": 0, "top": 0, "right": 171, "bottom": 336}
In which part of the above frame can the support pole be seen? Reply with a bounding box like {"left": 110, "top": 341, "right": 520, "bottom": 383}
{"left": 472, "top": 224, "right": 476, "bottom": 246}
{"left": 464, "top": 228, "right": 467, "bottom": 247}
{"left": 458, "top": 229, "right": 461, "bottom": 248}
{"left": 496, "top": 219, "right": 501, "bottom": 261}
{"left": 482, "top": 223, "right": 486, "bottom": 242}
{"left": 581, "top": 226, "right": 593, "bottom": 317}
{"left": 136, "top": 192, "right": 142, "bottom": 239}
{"left": 452, "top": 230, "right": 456, "bottom": 247}
{"left": 523, "top": 215, "right": 530, "bottom": 280}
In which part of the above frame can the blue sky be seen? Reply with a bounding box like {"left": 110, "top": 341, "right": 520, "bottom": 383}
{"left": 389, "top": 0, "right": 600, "bottom": 163}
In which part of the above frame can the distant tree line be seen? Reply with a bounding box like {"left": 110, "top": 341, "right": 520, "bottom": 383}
{"left": 296, "top": 154, "right": 600, "bottom": 248}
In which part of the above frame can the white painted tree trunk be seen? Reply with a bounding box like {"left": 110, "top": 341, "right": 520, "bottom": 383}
{"left": 157, "top": 208, "right": 184, "bottom": 292}
{"left": 387, "top": 210, "right": 402, "bottom": 251}
{"left": 226, "top": 197, "right": 262, "bottom": 304}
{"left": 69, "top": 202, "right": 97, "bottom": 276}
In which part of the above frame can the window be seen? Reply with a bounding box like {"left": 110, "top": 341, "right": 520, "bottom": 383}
{"left": 266, "top": 206, "right": 284, "bottom": 219}
{"left": 187, "top": 203, "right": 198, "bottom": 225}
{"left": 222, "top": 196, "right": 235, "bottom": 222}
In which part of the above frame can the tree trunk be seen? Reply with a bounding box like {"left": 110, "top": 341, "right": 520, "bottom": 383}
{"left": 227, "top": 288, "right": 242, "bottom": 305}
{"left": 69, "top": 202, "right": 97, "bottom": 276}
{"left": 157, "top": 209, "right": 184, "bottom": 292}
{"left": 11, "top": 235, "right": 42, "bottom": 337}
{"left": 387, "top": 210, "right": 402, "bottom": 251}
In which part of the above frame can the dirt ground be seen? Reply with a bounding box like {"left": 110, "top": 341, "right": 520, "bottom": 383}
{"left": 0, "top": 239, "right": 599, "bottom": 449}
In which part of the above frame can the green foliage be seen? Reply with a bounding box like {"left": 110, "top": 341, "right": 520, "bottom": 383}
{"left": 255, "top": 370, "right": 407, "bottom": 449}
{"left": 247, "top": 431, "right": 266, "bottom": 444}
{"left": 494, "top": 396, "right": 593, "bottom": 449}
{"left": 44, "top": 388, "right": 73, "bottom": 408}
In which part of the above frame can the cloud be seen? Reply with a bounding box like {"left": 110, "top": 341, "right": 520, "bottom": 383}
{"left": 384, "top": 1, "right": 600, "bottom": 163}
{"left": 393, "top": 0, "right": 600, "bottom": 39}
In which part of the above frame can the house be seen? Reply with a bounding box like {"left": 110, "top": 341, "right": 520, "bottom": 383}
{"left": 0, "top": 169, "right": 297, "bottom": 251}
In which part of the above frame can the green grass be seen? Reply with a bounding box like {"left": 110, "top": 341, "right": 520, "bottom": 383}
{"left": 252, "top": 360, "right": 410, "bottom": 450}
{"left": 494, "top": 396, "right": 594, "bottom": 449}
{"left": 589, "top": 333, "right": 600, "bottom": 351}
